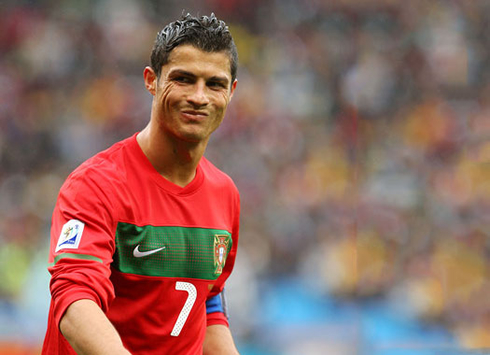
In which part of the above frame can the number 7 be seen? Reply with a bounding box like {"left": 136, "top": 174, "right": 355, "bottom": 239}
{"left": 171, "top": 281, "right": 197, "bottom": 337}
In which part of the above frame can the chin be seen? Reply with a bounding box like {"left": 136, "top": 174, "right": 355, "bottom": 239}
{"left": 175, "top": 130, "right": 209, "bottom": 144}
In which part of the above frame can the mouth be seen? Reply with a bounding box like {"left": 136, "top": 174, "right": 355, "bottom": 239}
{"left": 181, "top": 110, "right": 208, "bottom": 121}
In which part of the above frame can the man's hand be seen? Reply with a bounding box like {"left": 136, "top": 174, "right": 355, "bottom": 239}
{"left": 203, "top": 324, "right": 240, "bottom": 355}
{"left": 60, "top": 299, "right": 131, "bottom": 355}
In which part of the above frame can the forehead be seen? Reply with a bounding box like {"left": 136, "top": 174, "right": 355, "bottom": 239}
{"left": 164, "top": 44, "right": 231, "bottom": 80}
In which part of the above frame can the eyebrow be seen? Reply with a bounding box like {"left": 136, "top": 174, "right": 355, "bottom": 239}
{"left": 169, "top": 69, "right": 230, "bottom": 86}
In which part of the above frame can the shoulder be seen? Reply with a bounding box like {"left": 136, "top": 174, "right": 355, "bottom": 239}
{"left": 60, "top": 138, "right": 131, "bottom": 201}
{"left": 200, "top": 156, "right": 239, "bottom": 195}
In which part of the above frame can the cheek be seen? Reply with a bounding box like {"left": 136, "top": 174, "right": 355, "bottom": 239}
{"left": 158, "top": 82, "right": 179, "bottom": 108}
{"left": 214, "top": 92, "right": 231, "bottom": 111}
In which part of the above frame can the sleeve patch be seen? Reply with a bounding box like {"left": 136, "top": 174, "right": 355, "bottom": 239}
{"left": 55, "top": 219, "right": 85, "bottom": 252}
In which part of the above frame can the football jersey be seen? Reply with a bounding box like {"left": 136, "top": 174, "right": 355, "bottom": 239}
{"left": 42, "top": 133, "right": 240, "bottom": 354}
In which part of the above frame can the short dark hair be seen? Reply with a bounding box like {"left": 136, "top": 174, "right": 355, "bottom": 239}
{"left": 150, "top": 13, "right": 238, "bottom": 84}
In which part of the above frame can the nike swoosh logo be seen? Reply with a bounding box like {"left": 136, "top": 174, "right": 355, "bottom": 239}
{"left": 133, "top": 245, "right": 165, "bottom": 258}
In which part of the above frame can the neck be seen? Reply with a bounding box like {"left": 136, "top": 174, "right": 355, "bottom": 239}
{"left": 137, "top": 124, "right": 208, "bottom": 188}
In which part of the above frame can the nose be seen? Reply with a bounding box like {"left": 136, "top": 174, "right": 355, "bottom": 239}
{"left": 187, "top": 80, "right": 209, "bottom": 107}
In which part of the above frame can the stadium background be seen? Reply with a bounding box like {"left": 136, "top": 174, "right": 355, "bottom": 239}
{"left": 1, "top": 0, "right": 489, "bottom": 354}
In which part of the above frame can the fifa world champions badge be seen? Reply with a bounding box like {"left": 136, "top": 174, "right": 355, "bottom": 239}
{"left": 55, "top": 219, "right": 85, "bottom": 252}
{"left": 214, "top": 234, "right": 230, "bottom": 275}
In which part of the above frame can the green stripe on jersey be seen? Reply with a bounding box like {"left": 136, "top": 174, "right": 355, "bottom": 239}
{"left": 48, "top": 253, "right": 103, "bottom": 267}
{"left": 113, "top": 223, "right": 232, "bottom": 280}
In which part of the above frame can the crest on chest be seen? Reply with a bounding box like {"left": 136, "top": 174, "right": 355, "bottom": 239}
{"left": 214, "top": 234, "right": 230, "bottom": 275}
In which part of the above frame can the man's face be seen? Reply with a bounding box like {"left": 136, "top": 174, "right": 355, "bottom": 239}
{"left": 145, "top": 44, "right": 237, "bottom": 144}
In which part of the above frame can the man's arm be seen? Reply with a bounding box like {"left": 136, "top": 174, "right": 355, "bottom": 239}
{"left": 203, "top": 324, "right": 240, "bottom": 355}
{"left": 60, "top": 299, "right": 131, "bottom": 355}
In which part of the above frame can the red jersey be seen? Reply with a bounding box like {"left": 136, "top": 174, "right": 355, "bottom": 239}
{"left": 42, "top": 134, "right": 240, "bottom": 354}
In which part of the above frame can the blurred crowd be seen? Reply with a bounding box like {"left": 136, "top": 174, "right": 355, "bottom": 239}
{"left": 1, "top": 0, "right": 490, "bottom": 352}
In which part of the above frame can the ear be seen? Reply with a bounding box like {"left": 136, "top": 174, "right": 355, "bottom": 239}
{"left": 143, "top": 66, "right": 157, "bottom": 95}
{"left": 229, "top": 79, "right": 238, "bottom": 100}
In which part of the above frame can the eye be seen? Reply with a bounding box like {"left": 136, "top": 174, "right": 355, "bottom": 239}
{"left": 173, "top": 76, "right": 192, "bottom": 83}
{"left": 208, "top": 81, "right": 226, "bottom": 89}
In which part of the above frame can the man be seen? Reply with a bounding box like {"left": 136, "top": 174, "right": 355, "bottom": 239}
{"left": 42, "top": 13, "right": 240, "bottom": 355}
